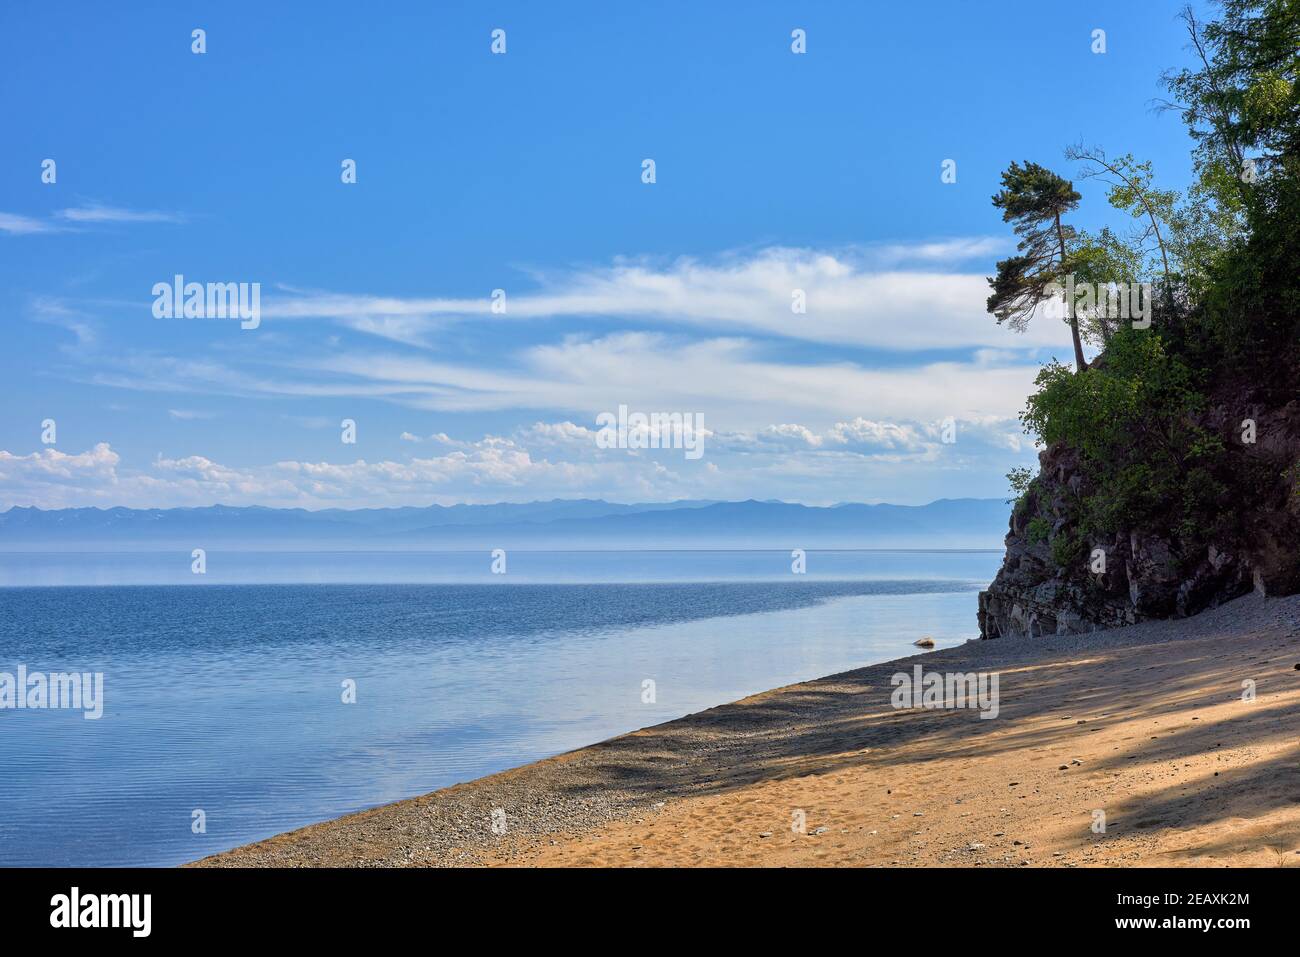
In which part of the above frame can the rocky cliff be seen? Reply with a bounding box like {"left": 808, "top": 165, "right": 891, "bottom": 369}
{"left": 979, "top": 395, "right": 1300, "bottom": 639}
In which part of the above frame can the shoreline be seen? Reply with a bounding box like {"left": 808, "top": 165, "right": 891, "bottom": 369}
{"left": 193, "top": 592, "right": 1300, "bottom": 868}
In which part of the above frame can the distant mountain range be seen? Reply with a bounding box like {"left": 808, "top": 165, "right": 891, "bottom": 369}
{"left": 0, "top": 498, "right": 1010, "bottom": 549}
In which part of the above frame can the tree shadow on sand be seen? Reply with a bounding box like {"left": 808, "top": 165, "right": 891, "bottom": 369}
{"left": 549, "top": 601, "right": 1300, "bottom": 858}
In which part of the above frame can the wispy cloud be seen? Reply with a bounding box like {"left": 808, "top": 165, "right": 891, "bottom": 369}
{"left": 29, "top": 297, "right": 99, "bottom": 353}
{"left": 261, "top": 241, "right": 1062, "bottom": 352}
{"left": 16, "top": 238, "right": 1049, "bottom": 507}
{"left": 0, "top": 212, "right": 62, "bottom": 235}
{"left": 300, "top": 331, "right": 1042, "bottom": 424}
{"left": 3, "top": 203, "right": 185, "bottom": 235}
{"left": 56, "top": 202, "right": 185, "bottom": 224}
{"left": 65, "top": 327, "right": 1043, "bottom": 432}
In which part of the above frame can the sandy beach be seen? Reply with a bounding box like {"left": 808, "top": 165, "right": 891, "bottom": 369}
{"left": 194, "top": 592, "right": 1300, "bottom": 868}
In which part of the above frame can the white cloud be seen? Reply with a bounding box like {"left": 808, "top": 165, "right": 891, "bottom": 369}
{"left": 710, "top": 419, "right": 929, "bottom": 454}
{"left": 0, "top": 407, "right": 1034, "bottom": 509}
{"left": 16, "top": 238, "right": 1052, "bottom": 505}
{"left": 69, "top": 325, "right": 1044, "bottom": 436}
{"left": 304, "top": 332, "right": 1041, "bottom": 428}
{"left": 0, "top": 212, "right": 60, "bottom": 235}
{"left": 3, "top": 204, "right": 184, "bottom": 235}
{"left": 56, "top": 203, "right": 184, "bottom": 224}
{"left": 399, "top": 431, "right": 466, "bottom": 446}
{"left": 0, "top": 444, "right": 123, "bottom": 507}
{"left": 0, "top": 443, "right": 120, "bottom": 481}
{"left": 860, "top": 237, "right": 1008, "bottom": 265}
{"left": 262, "top": 243, "right": 1069, "bottom": 352}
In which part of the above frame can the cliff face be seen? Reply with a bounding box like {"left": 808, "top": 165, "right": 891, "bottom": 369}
{"left": 979, "top": 397, "right": 1300, "bottom": 639}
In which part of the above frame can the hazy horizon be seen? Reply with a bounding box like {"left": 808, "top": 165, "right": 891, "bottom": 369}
{"left": 1, "top": 494, "right": 1006, "bottom": 513}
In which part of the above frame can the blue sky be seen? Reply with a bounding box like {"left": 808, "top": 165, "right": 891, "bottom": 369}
{"left": 0, "top": 0, "right": 1210, "bottom": 508}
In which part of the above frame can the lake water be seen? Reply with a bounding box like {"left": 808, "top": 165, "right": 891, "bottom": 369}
{"left": 0, "top": 549, "right": 1000, "bottom": 866}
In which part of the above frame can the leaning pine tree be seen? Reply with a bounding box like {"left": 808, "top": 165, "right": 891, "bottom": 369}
{"left": 986, "top": 161, "right": 1088, "bottom": 372}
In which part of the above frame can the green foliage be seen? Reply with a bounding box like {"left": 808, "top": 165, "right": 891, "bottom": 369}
{"left": 1101, "top": 156, "right": 1179, "bottom": 233}
{"left": 1022, "top": 332, "right": 1201, "bottom": 454}
{"left": 1163, "top": 0, "right": 1300, "bottom": 177}
{"left": 1025, "top": 516, "right": 1051, "bottom": 545}
{"left": 1065, "top": 146, "right": 1179, "bottom": 288}
{"left": 990, "top": 161, "right": 1082, "bottom": 223}
{"left": 987, "top": 161, "right": 1090, "bottom": 372}
{"left": 1072, "top": 228, "right": 1143, "bottom": 286}
{"left": 1070, "top": 227, "right": 1147, "bottom": 344}
{"left": 1162, "top": 2, "right": 1298, "bottom": 367}
{"left": 1286, "top": 462, "right": 1300, "bottom": 500}
{"left": 1006, "top": 466, "right": 1034, "bottom": 506}
{"left": 1020, "top": 328, "right": 1230, "bottom": 547}
{"left": 1167, "top": 159, "right": 1249, "bottom": 297}
{"left": 1050, "top": 528, "right": 1088, "bottom": 570}
{"left": 1194, "top": 159, "right": 1300, "bottom": 373}
{"left": 999, "top": 1, "right": 1299, "bottom": 577}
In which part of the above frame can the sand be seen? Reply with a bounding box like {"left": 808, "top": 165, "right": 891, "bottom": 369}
{"left": 194, "top": 592, "right": 1300, "bottom": 868}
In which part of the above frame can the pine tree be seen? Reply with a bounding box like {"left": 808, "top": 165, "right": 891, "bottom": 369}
{"left": 987, "top": 161, "right": 1087, "bottom": 372}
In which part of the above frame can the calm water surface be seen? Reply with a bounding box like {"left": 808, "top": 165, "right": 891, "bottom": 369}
{"left": 0, "top": 549, "right": 999, "bottom": 866}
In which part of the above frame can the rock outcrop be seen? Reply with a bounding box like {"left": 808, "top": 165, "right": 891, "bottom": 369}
{"left": 979, "top": 398, "right": 1300, "bottom": 639}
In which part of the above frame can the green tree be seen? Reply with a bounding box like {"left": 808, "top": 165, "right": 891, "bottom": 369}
{"left": 1005, "top": 0, "right": 1298, "bottom": 594}
{"left": 1162, "top": 2, "right": 1299, "bottom": 185}
{"left": 1161, "top": 0, "right": 1299, "bottom": 367}
{"left": 987, "top": 161, "right": 1089, "bottom": 371}
{"left": 1070, "top": 227, "right": 1146, "bottom": 345}
{"left": 1064, "top": 146, "right": 1178, "bottom": 291}
{"left": 1166, "top": 159, "right": 1249, "bottom": 298}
